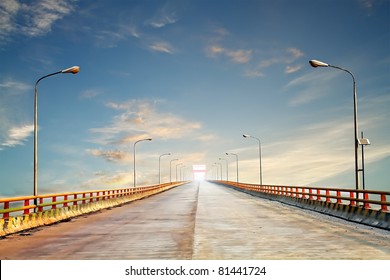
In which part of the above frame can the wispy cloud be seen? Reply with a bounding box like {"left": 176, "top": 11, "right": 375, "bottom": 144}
{"left": 146, "top": 2, "right": 178, "bottom": 28}
{"left": 287, "top": 47, "right": 304, "bottom": 59}
{"left": 92, "top": 24, "right": 140, "bottom": 48}
{"left": 81, "top": 170, "right": 134, "bottom": 189}
{"left": 0, "top": 0, "right": 76, "bottom": 43}
{"left": 285, "top": 65, "right": 303, "bottom": 74}
{"left": 149, "top": 41, "right": 174, "bottom": 54}
{"left": 0, "top": 0, "right": 20, "bottom": 42}
{"left": 225, "top": 49, "right": 252, "bottom": 64}
{"left": 285, "top": 71, "right": 338, "bottom": 106}
{"left": 147, "top": 14, "right": 177, "bottom": 28}
{"left": 206, "top": 45, "right": 252, "bottom": 64}
{"left": 205, "top": 28, "right": 304, "bottom": 76}
{"left": 79, "top": 89, "right": 102, "bottom": 100}
{"left": 257, "top": 47, "right": 305, "bottom": 70}
{"left": 89, "top": 99, "right": 202, "bottom": 146}
{"left": 0, "top": 79, "right": 31, "bottom": 91}
{"left": 0, "top": 124, "right": 33, "bottom": 149}
{"left": 244, "top": 69, "right": 264, "bottom": 78}
{"left": 86, "top": 149, "right": 131, "bottom": 163}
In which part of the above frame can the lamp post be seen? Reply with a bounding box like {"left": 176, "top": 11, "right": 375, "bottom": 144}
{"left": 213, "top": 164, "right": 218, "bottom": 180}
{"left": 159, "top": 153, "right": 171, "bottom": 184}
{"left": 243, "top": 134, "right": 263, "bottom": 185}
{"left": 176, "top": 163, "right": 183, "bottom": 182}
{"left": 219, "top": 157, "right": 228, "bottom": 181}
{"left": 214, "top": 162, "right": 222, "bottom": 180}
{"left": 179, "top": 165, "right": 185, "bottom": 181}
{"left": 33, "top": 66, "right": 80, "bottom": 208}
{"left": 170, "top": 159, "right": 178, "bottom": 183}
{"left": 226, "top": 152, "right": 239, "bottom": 184}
{"left": 133, "top": 138, "right": 152, "bottom": 188}
{"left": 212, "top": 163, "right": 218, "bottom": 180}
{"left": 309, "top": 59, "right": 359, "bottom": 192}
{"left": 358, "top": 131, "right": 370, "bottom": 191}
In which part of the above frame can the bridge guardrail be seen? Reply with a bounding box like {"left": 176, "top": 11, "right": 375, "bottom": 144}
{"left": 0, "top": 182, "right": 187, "bottom": 236}
{"left": 213, "top": 180, "right": 390, "bottom": 230}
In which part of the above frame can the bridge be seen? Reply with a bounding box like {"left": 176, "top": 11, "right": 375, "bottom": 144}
{"left": 0, "top": 180, "right": 389, "bottom": 260}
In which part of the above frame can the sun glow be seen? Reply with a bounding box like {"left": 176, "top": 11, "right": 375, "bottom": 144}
{"left": 193, "top": 164, "right": 206, "bottom": 181}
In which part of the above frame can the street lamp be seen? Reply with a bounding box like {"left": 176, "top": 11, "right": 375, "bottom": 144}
{"left": 309, "top": 59, "right": 360, "bottom": 192}
{"left": 214, "top": 162, "right": 222, "bottom": 180}
{"left": 219, "top": 158, "right": 228, "bottom": 181}
{"left": 159, "top": 153, "right": 171, "bottom": 184}
{"left": 133, "top": 138, "right": 152, "bottom": 187}
{"left": 243, "top": 134, "right": 263, "bottom": 185}
{"left": 179, "top": 165, "right": 185, "bottom": 181}
{"left": 170, "top": 159, "right": 178, "bottom": 183}
{"left": 358, "top": 132, "right": 370, "bottom": 190}
{"left": 33, "top": 66, "right": 80, "bottom": 208}
{"left": 211, "top": 164, "right": 218, "bottom": 180}
{"left": 176, "top": 163, "right": 183, "bottom": 182}
{"left": 226, "top": 152, "right": 239, "bottom": 184}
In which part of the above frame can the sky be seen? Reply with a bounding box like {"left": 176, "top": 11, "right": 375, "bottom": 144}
{"left": 0, "top": 0, "right": 389, "bottom": 197}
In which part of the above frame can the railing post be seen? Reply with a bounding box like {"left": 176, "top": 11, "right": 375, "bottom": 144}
{"left": 309, "top": 189, "right": 313, "bottom": 200}
{"left": 317, "top": 189, "right": 321, "bottom": 201}
{"left": 24, "top": 199, "right": 30, "bottom": 215}
{"left": 4, "top": 201, "right": 10, "bottom": 219}
{"left": 64, "top": 195, "right": 68, "bottom": 207}
{"left": 38, "top": 197, "right": 43, "bottom": 212}
{"left": 349, "top": 192, "right": 356, "bottom": 206}
{"left": 301, "top": 188, "right": 306, "bottom": 199}
{"left": 52, "top": 196, "right": 57, "bottom": 209}
{"left": 380, "top": 194, "right": 388, "bottom": 211}
{"left": 326, "top": 190, "right": 331, "bottom": 202}
{"left": 90, "top": 192, "right": 93, "bottom": 203}
{"left": 337, "top": 190, "right": 342, "bottom": 204}
{"left": 73, "top": 194, "right": 77, "bottom": 206}
{"left": 364, "top": 193, "right": 370, "bottom": 209}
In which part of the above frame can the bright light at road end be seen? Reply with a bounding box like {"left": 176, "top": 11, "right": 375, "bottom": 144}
{"left": 193, "top": 164, "right": 206, "bottom": 181}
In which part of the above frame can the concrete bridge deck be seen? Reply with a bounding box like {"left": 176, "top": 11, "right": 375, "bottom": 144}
{"left": 0, "top": 181, "right": 389, "bottom": 259}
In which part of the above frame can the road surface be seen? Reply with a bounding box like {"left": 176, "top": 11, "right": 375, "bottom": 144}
{"left": 0, "top": 181, "right": 389, "bottom": 259}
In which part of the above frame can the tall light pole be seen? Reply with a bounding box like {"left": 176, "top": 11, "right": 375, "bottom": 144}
{"left": 170, "top": 159, "right": 178, "bottom": 183}
{"left": 214, "top": 162, "right": 222, "bottom": 180}
{"left": 309, "top": 59, "right": 359, "bottom": 192}
{"left": 243, "top": 134, "right": 263, "bottom": 185}
{"left": 176, "top": 163, "right": 183, "bottom": 182}
{"left": 226, "top": 152, "right": 239, "bottom": 184}
{"left": 179, "top": 165, "right": 185, "bottom": 181}
{"left": 219, "top": 157, "right": 228, "bottom": 181}
{"left": 159, "top": 153, "right": 171, "bottom": 184}
{"left": 133, "top": 138, "right": 152, "bottom": 187}
{"left": 34, "top": 66, "right": 80, "bottom": 208}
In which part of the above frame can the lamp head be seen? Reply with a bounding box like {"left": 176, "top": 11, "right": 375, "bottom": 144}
{"left": 62, "top": 66, "right": 80, "bottom": 74}
{"left": 243, "top": 134, "right": 250, "bottom": 138}
{"left": 309, "top": 60, "right": 329, "bottom": 68}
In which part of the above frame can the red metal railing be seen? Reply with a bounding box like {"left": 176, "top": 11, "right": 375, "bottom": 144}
{"left": 0, "top": 183, "right": 176, "bottom": 219}
{"left": 215, "top": 181, "right": 390, "bottom": 212}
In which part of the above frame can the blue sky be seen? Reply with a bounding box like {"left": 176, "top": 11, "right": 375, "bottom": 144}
{"left": 0, "top": 0, "right": 389, "bottom": 197}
